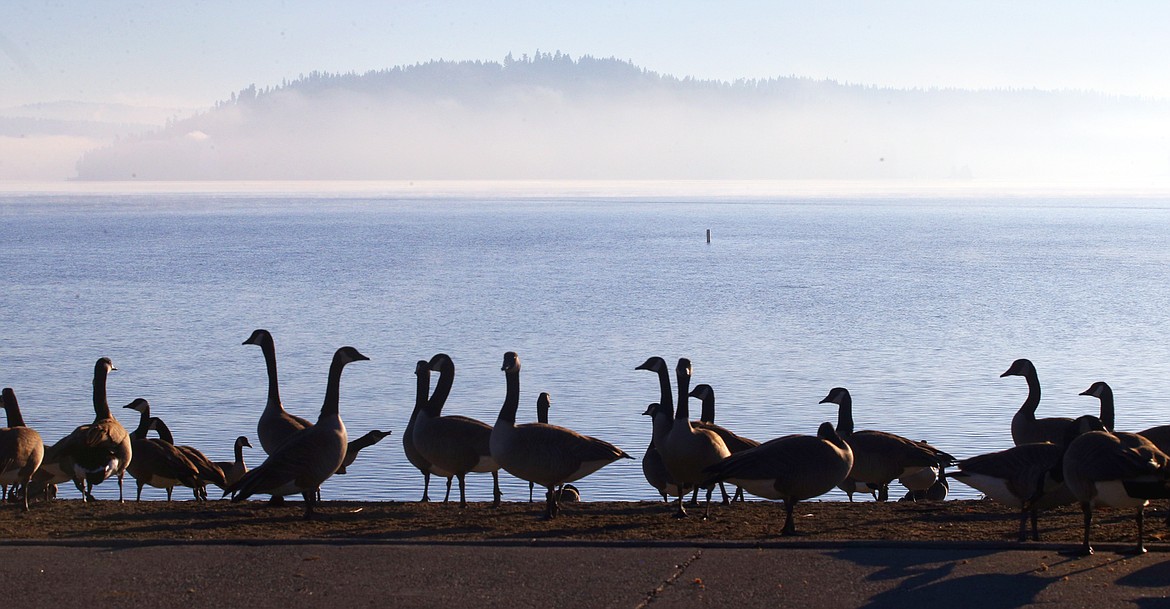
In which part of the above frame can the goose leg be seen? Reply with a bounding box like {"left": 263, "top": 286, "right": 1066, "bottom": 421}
{"left": 166, "top": 486, "right": 173, "bottom": 501}
{"left": 302, "top": 488, "right": 316, "bottom": 520}
{"left": 542, "top": 486, "right": 556, "bottom": 519}
{"left": 529, "top": 481, "right": 534, "bottom": 503}
{"left": 73, "top": 478, "right": 87, "bottom": 502}
{"left": 1077, "top": 502, "right": 1094, "bottom": 556}
{"left": 704, "top": 485, "right": 715, "bottom": 519}
{"left": 492, "top": 471, "right": 502, "bottom": 508}
{"left": 1129, "top": 506, "right": 1149, "bottom": 555}
{"left": 781, "top": 500, "right": 797, "bottom": 536}
{"left": 877, "top": 484, "right": 889, "bottom": 502}
{"left": 117, "top": 471, "right": 124, "bottom": 502}
{"left": 421, "top": 472, "right": 431, "bottom": 502}
{"left": 734, "top": 486, "right": 745, "bottom": 502}
{"left": 443, "top": 477, "right": 453, "bottom": 503}
{"left": 136, "top": 482, "right": 144, "bottom": 502}
{"left": 689, "top": 486, "right": 699, "bottom": 506}
{"left": 718, "top": 482, "right": 730, "bottom": 506}
{"left": 1017, "top": 509, "right": 1029, "bottom": 542}
{"left": 673, "top": 491, "right": 688, "bottom": 518}
{"left": 457, "top": 473, "right": 467, "bottom": 508}
{"left": 1031, "top": 508, "right": 1041, "bottom": 542}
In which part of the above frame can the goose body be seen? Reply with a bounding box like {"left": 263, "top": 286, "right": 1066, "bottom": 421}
{"left": 1002, "top": 359, "right": 1112, "bottom": 445}
{"left": 403, "top": 361, "right": 453, "bottom": 502}
{"left": 490, "top": 352, "right": 632, "bottom": 518}
{"left": 228, "top": 346, "right": 368, "bottom": 519}
{"left": 820, "top": 387, "right": 953, "bottom": 502}
{"left": 411, "top": 353, "right": 501, "bottom": 508}
{"left": 703, "top": 422, "right": 853, "bottom": 535}
{"left": 656, "top": 359, "right": 730, "bottom": 519}
{"left": 1062, "top": 415, "right": 1170, "bottom": 555}
{"left": 950, "top": 442, "right": 1075, "bottom": 541}
{"left": 244, "top": 329, "right": 313, "bottom": 455}
{"left": 0, "top": 388, "right": 45, "bottom": 511}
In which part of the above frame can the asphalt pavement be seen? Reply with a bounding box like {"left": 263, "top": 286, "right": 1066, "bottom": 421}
{"left": 4, "top": 541, "right": 1170, "bottom": 608}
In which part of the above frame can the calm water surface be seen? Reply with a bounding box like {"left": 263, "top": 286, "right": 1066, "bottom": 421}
{"left": 4, "top": 192, "right": 1170, "bottom": 502}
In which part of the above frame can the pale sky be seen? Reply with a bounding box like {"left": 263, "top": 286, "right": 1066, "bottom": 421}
{"left": 4, "top": 1, "right": 1170, "bottom": 110}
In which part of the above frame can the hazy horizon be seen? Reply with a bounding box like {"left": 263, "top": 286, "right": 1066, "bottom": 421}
{"left": 4, "top": 2, "right": 1170, "bottom": 185}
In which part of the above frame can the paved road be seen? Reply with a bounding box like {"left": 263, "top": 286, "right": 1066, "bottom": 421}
{"left": 4, "top": 542, "right": 1170, "bottom": 608}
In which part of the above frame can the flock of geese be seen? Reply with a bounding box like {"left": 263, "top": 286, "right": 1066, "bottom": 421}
{"left": 3, "top": 332, "right": 1170, "bottom": 556}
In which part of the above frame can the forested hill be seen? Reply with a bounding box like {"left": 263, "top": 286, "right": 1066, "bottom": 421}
{"left": 75, "top": 53, "right": 1170, "bottom": 181}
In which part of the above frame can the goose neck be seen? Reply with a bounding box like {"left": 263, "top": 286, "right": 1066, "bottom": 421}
{"left": 260, "top": 336, "right": 283, "bottom": 411}
{"left": 836, "top": 393, "right": 855, "bottom": 436}
{"left": 321, "top": 352, "right": 350, "bottom": 418}
{"left": 93, "top": 364, "right": 112, "bottom": 420}
{"left": 426, "top": 359, "right": 454, "bottom": 416}
{"left": 496, "top": 367, "right": 521, "bottom": 426}
{"left": 1019, "top": 371, "right": 1041, "bottom": 416}
{"left": 2, "top": 391, "right": 25, "bottom": 427}
{"left": 674, "top": 368, "right": 691, "bottom": 421}
{"left": 655, "top": 368, "right": 674, "bottom": 416}
{"left": 1097, "top": 388, "right": 1115, "bottom": 432}
{"left": 699, "top": 393, "right": 715, "bottom": 424}
{"left": 234, "top": 441, "right": 246, "bottom": 463}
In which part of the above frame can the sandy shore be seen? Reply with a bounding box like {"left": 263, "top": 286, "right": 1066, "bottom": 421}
{"left": 3, "top": 498, "right": 1170, "bottom": 547}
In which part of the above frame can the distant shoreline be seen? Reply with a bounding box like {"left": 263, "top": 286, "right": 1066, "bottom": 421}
{"left": 3, "top": 178, "right": 1170, "bottom": 199}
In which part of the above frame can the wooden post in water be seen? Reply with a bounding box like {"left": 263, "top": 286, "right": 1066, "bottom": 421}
{"left": 706, "top": 229, "right": 711, "bottom": 244}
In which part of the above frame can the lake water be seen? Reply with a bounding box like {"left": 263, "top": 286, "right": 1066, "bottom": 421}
{"left": 4, "top": 186, "right": 1170, "bottom": 503}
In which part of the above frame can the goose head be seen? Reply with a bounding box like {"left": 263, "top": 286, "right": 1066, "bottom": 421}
{"left": 414, "top": 360, "right": 429, "bottom": 376}
{"left": 635, "top": 356, "right": 667, "bottom": 373}
{"left": 675, "top": 358, "right": 692, "bottom": 378}
{"left": 242, "top": 329, "right": 272, "bottom": 347}
{"left": 1000, "top": 358, "right": 1035, "bottom": 378}
{"left": 123, "top": 398, "right": 150, "bottom": 414}
{"left": 537, "top": 392, "right": 551, "bottom": 414}
{"left": 819, "top": 387, "right": 851, "bottom": 406}
{"left": 502, "top": 351, "right": 520, "bottom": 373}
{"left": 689, "top": 384, "right": 713, "bottom": 402}
{"left": 333, "top": 346, "right": 370, "bottom": 366}
{"left": 1079, "top": 381, "right": 1112, "bottom": 400}
{"left": 1, "top": 387, "right": 14, "bottom": 409}
{"left": 95, "top": 357, "right": 116, "bottom": 374}
{"left": 428, "top": 353, "right": 454, "bottom": 373}
{"left": 235, "top": 436, "right": 253, "bottom": 449}
{"left": 642, "top": 402, "right": 664, "bottom": 418}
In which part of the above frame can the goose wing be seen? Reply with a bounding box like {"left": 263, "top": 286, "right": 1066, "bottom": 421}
{"left": 694, "top": 422, "right": 759, "bottom": 453}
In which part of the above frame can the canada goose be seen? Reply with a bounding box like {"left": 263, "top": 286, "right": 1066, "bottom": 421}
{"left": 122, "top": 398, "right": 226, "bottom": 500}
{"left": 336, "top": 429, "right": 391, "bottom": 475}
{"left": 1002, "top": 358, "right": 1113, "bottom": 445}
{"left": 656, "top": 358, "right": 730, "bottom": 519}
{"left": 403, "top": 360, "right": 453, "bottom": 502}
{"left": 641, "top": 403, "right": 685, "bottom": 503}
{"left": 635, "top": 357, "right": 685, "bottom": 503}
{"left": 213, "top": 436, "right": 252, "bottom": 494}
{"left": 244, "top": 329, "right": 312, "bottom": 455}
{"left": 820, "top": 387, "right": 954, "bottom": 502}
{"left": 0, "top": 388, "right": 45, "bottom": 511}
{"left": 412, "top": 353, "right": 502, "bottom": 508}
{"left": 228, "top": 346, "right": 367, "bottom": 519}
{"left": 1062, "top": 415, "right": 1170, "bottom": 555}
{"left": 489, "top": 351, "right": 632, "bottom": 519}
{"left": 689, "top": 383, "right": 759, "bottom": 503}
{"left": 950, "top": 442, "right": 1076, "bottom": 541}
{"left": 899, "top": 463, "right": 949, "bottom": 502}
{"left": 703, "top": 422, "right": 854, "bottom": 536}
{"left": 39, "top": 358, "right": 133, "bottom": 502}
{"left": 122, "top": 402, "right": 202, "bottom": 501}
